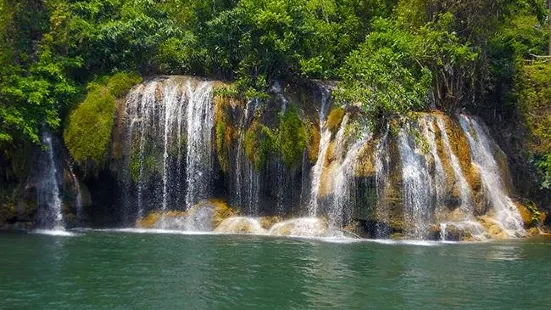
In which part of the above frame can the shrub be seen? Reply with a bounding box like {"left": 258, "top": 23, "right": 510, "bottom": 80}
{"left": 64, "top": 73, "right": 142, "bottom": 165}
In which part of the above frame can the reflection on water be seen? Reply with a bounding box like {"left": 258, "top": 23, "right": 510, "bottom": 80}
{"left": 0, "top": 233, "right": 550, "bottom": 309}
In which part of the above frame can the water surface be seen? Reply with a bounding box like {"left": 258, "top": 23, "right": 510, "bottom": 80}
{"left": 1, "top": 231, "right": 550, "bottom": 309}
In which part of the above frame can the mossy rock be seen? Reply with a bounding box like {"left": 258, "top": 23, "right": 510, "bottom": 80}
{"left": 65, "top": 73, "right": 142, "bottom": 166}
{"left": 136, "top": 212, "right": 162, "bottom": 228}
{"left": 308, "top": 122, "right": 321, "bottom": 163}
{"left": 354, "top": 140, "right": 377, "bottom": 178}
{"left": 268, "top": 218, "right": 328, "bottom": 237}
{"left": 209, "top": 199, "right": 239, "bottom": 228}
{"left": 259, "top": 216, "right": 282, "bottom": 230}
{"left": 136, "top": 199, "right": 237, "bottom": 229}
{"left": 326, "top": 107, "right": 345, "bottom": 132}
{"left": 214, "top": 217, "right": 266, "bottom": 234}
{"left": 513, "top": 201, "right": 533, "bottom": 228}
{"left": 477, "top": 215, "right": 509, "bottom": 240}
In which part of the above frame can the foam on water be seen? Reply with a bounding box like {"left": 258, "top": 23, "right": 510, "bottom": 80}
{"left": 32, "top": 229, "right": 77, "bottom": 237}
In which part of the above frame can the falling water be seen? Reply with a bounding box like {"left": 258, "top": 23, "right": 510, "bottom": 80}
{"left": 328, "top": 134, "right": 369, "bottom": 233}
{"left": 122, "top": 78, "right": 214, "bottom": 224}
{"left": 435, "top": 116, "right": 474, "bottom": 215}
{"left": 161, "top": 82, "right": 182, "bottom": 217}
{"left": 334, "top": 114, "right": 350, "bottom": 161}
{"left": 374, "top": 127, "right": 391, "bottom": 238}
{"left": 420, "top": 116, "right": 446, "bottom": 211}
{"left": 37, "top": 132, "right": 64, "bottom": 230}
{"left": 185, "top": 81, "right": 215, "bottom": 208}
{"left": 68, "top": 167, "right": 83, "bottom": 224}
{"left": 397, "top": 127, "right": 433, "bottom": 239}
{"left": 233, "top": 100, "right": 260, "bottom": 216}
{"left": 458, "top": 115, "right": 525, "bottom": 237}
{"left": 126, "top": 82, "right": 157, "bottom": 219}
{"left": 308, "top": 87, "right": 332, "bottom": 216}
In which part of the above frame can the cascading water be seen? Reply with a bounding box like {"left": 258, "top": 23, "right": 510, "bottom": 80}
{"left": 233, "top": 99, "right": 260, "bottom": 216}
{"left": 435, "top": 116, "right": 474, "bottom": 215}
{"left": 458, "top": 115, "right": 525, "bottom": 237}
{"left": 68, "top": 167, "right": 83, "bottom": 224}
{"left": 113, "top": 76, "right": 532, "bottom": 241}
{"left": 122, "top": 78, "right": 214, "bottom": 226}
{"left": 397, "top": 127, "right": 433, "bottom": 239}
{"left": 184, "top": 81, "right": 215, "bottom": 208}
{"left": 374, "top": 127, "right": 391, "bottom": 238}
{"left": 420, "top": 116, "right": 446, "bottom": 212}
{"left": 161, "top": 82, "right": 182, "bottom": 215}
{"left": 328, "top": 133, "right": 369, "bottom": 233}
{"left": 36, "top": 132, "right": 64, "bottom": 230}
{"left": 308, "top": 87, "right": 332, "bottom": 216}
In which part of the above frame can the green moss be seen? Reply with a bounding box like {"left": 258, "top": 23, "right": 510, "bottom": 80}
{"left": 278, "top": 106, "right": 308, "bottom": 168}
{"left": 64, "top": 87, "right": 116, "bottom": 164}
{"left": 214, "top": 96, "right": 240, "bottom": 174}
{"left": 64, "top": 73, "right": 142, "bottom": 165}
{"left": 245, "top": 122, "right": 278, "bottom": 171}
{"left": 107, "top": 72, "right": 142, "bottom": 98}
{"left": 307, "top": 122, "right": 320, "bottom": 163}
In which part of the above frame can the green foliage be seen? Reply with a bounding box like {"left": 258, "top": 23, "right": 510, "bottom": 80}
{"left": 516, "top": 64, "right": 551, "bottom": 154}
{"left": 64, "top": 73, "right": 141, "bottom": 165}
{"left": 532, "top": 155, "right": 551, "bottom": 190}
{"left": 205, "top": 0, "right": 393, "bottom": 92}
{"left": 278, "top": 106, "right": 308, "bottom": 167}
{"left": 514, "top": 63, "right": 551, "bottom": 189}
{"left": 336, "top": 18, "right": 432, "bottom": 119}
{"left": 337, "top": 13, "right": 478, "bottom": 119}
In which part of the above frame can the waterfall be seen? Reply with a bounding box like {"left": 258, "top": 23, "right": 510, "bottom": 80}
{"left": 435, "top": 116, "right": 474, "bottom": 216}
{"left": 37, "top": 132, "right": 64, "bottom": 230}
{"left": 375, "top": 127, "right": 391, "bottom": 238}
{"left": 161, "top": 82, "right": 182, "bottom": 215}
{"left": 122, "top": 78, "right": 214, "bottom": 225}
{"left": 328, "top": 134, "right": 369, "bottom": 233}
{"left": 233, "top": 99, "right": 260, "bottom": 216}
{"left": 397, "top": 127, "right": 433, "bottom": 239}
{"left": 184, "top": 81, "right": 214, "bottom": 208}
{"left": 458, "top": 115, "right": 525, "bottom": 237}
{"left": 308, "top": 87, "right": 332, "bottom": 216}
{"left": 68, "top": 167, "right": 83, "bottom": 224}
{"left": 420, "top": 116, "right": 446, "bottom": 212}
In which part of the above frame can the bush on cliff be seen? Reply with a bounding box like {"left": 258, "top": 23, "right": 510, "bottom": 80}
{"left": 64, "top": 73, "right": 141, "bottom": 167}
{"left": 515, "top": 63, "right": 551, "bottom": 189}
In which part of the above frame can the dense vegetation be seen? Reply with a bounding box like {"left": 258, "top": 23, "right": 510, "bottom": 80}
{"left": 0, "top": 0, "right": 549, "bottom": 191}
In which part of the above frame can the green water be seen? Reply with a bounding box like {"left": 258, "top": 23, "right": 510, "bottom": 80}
{"left": 1, "top": 231, "right": 550, "bottom": 309}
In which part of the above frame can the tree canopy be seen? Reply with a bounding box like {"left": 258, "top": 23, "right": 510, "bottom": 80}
{"left": 0, "top": 0, "right": 548, "bottom": 148}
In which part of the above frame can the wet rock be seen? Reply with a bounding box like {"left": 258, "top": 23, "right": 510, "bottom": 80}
{"left": 214, "top": 217, "right": 266, "bottom": 234}
{"left": 478, "top": 215, "right": 509, "bottom": 240}
{"left": 259, "top": 216, "right": 281, "bottom": 230}
{"left": 136, "top": 199, "right": 237, "bottom": 230}
{"left": 513, "top": 202, "right": 533, "bottom": 227}
{"left": 268, "top": 217, "right": 328, "bottom": 237}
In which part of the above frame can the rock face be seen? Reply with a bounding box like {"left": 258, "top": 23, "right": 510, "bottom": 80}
{"left": 104, "top": 78, "right": 547, "bottom": 240}
{"left": 2, "top": 76, "right": 547, "bottom": 241}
